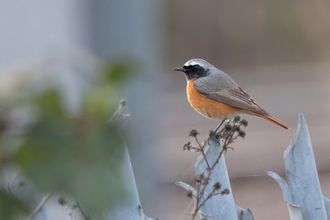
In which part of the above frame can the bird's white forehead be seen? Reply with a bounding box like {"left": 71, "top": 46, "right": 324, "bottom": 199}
{"left": 183, "top": 59, "right": 209, "bottom": 68}
{"left": 184, "top": 60, "right": 198, "bottom": 66}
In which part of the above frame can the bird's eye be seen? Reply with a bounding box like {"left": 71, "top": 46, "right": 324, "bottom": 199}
{"left": 193, "top": 65, "right": 200, "bottom": 70}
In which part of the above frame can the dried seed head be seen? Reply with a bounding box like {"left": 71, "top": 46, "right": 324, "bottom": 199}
{"left": 225, "top": 124, "right": 232, "bottom": 131}
{"left": 187, "top": 190, "right": 193, "bottom": 199}
{"left": 234, "top": 126, "right": 240, "bottom": 132}
{"left": 239, "top": 130, "right": 246, "bottom": 138}
{"left": 120, "top": 99, "right": 126, "bottom": 106}
{"left": 189, "top": 129, "right": 199, "bottom": 137}
{"left": 221, "top": 189, "right": 230, "bottom": 195}
{"left": 183, "top": 142, "right": 192, "bottom": 151}
{"left": 196, "top": 173, "right": 204, "bottom": 183}
{"left": 241, "top": 119, "right": 248, "bottom": 127}
{"left": 213, "top": 182, "right": 222, "bottom": 191}
{"left": 58, "top": 196, "right": 67, "bottom": 206}
{"left": 234, "top": 115, "right": 241, "bottom": 122}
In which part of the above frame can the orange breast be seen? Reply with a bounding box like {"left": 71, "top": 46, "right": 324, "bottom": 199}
{"left": 187, "top": 79, "right": 242, "bottom": 119}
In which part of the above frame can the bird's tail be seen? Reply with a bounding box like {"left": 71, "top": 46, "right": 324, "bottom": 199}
{"left": 260, "top": 114, "right": 290, "bottom": 130}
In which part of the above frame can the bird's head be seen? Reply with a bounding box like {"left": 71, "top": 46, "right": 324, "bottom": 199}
{"left": 173, "top": 59, "right": 212, "bottom": 81}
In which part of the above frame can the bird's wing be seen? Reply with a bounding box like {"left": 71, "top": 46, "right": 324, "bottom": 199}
{"left": 194, "top": 79, "right": 268, "bottom": 115}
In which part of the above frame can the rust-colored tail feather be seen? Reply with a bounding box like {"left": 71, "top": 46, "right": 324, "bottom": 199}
{"left": 260, "top": 114, "right": 290, "bottom": 130}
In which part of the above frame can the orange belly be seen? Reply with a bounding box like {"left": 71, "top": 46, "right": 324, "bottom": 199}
{"left": 187, "top": 80, "right": 242, "bottom": 119}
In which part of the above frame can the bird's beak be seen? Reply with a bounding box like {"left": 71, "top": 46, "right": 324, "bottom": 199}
{"left": 173, "top": 67, "right": 185, "bottom": 72}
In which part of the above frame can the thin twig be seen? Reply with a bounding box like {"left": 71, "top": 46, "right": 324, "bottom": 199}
{"left": 26, "top": 192, "right": 52, "bottom": 220}
{"left": 191, "top": 149, "right": 225, "bottom": 219}
{"left": 194, "top": 136, "right": 211, "bottom": 170}
{"left": 214, "top": 118, "right": 226, "bottom": 133}
{"left": 196, "top": 190, "right": 216, "bottom": 211}
{"left": 187, "top": 117, "right": 247, "bottom": 220}
{"left": 109, "top": 99, "right": 126, "bottom": 122}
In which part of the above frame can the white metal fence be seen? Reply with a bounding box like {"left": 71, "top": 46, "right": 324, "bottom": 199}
{"left": 7, "top": 114, "right": 330, "bottom": 220}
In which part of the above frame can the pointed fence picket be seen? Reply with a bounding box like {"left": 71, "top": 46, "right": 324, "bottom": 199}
{"left": 268, "top": 114, "right": 330, "bottom": 220}
{"left": 176, "top": 113, "right": 329, "bottom": 220}
{"left": 176, "top": 135, "right": 254, "bottom": 220}
{"left": 107, "top": 146, "right": 155, "bottom": 220}
{"left": 6, "top": 145, "right": 155, "bottom": 220}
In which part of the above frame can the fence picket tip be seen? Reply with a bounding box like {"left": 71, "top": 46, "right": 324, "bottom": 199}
{"left": 236, "top": 205, "right": 255, "bottom": 220}
{"left": 284, "top": 113, "right": 306, "bottom": 158}
{"left": 109, "top": 146, "right": 156, "bottom": 220}
{"left": 268, "top": 114, "right": 329, "bottom": 220}
{"left": 266, "top": 171, "right": 294, "bottom": 205}
{"left": 175, "top": 181, "right": 197, "bottom": 198}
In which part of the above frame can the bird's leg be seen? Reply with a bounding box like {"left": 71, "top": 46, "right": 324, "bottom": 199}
{"left": 214, "top": 118, "right": 227, "bottom": 133}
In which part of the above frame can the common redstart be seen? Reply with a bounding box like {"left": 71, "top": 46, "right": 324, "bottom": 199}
{"left": 174, "top": 59, "right": 290, "bottom": 130}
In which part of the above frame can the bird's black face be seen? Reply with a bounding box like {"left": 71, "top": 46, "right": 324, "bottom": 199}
{"left": 173, "top": 64, "right": 207, "bottom": 81}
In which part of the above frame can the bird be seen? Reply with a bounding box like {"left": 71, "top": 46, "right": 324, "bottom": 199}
{"left": 173, "top": 58, "right": 290, "bottom": 130}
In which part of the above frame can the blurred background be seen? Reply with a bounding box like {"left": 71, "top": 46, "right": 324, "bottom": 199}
{"left": 1, "top": 0, "right": 330, "bottom": 219}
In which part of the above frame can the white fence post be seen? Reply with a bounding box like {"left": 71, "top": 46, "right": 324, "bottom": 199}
{"left": 268, "top": 114, "right": 330, "bottom": 220}
{"left": 107, "top": 146, "right": 155, "bottom": 220}
{"left": 176, "top": 134, "right": 254, "bottom": 220}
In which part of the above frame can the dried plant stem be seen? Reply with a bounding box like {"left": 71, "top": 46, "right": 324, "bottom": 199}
{"left": 109, "top": 99, "right": 126, "bottom": 121}
{"left": 187, "top": 116, "right": 247, "bottom": 220}
{"left": 26, "top": 192, "right": 52, "bottom": 220}
{"left": 194, "top": 136, "right": 211, "bottom": 170}
{"left": 196, "top": 189, "right": 218, "bottom": 211}
{"left": 191, "top": 146, "right": 226, "bottom": 220}
{"left": 214, "top": 118, "right": 226, "bottom": 133}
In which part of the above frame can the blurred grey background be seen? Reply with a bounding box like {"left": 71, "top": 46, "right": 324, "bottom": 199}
{"left": 1, "top": 0, "right": 330, "bottom": 219}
